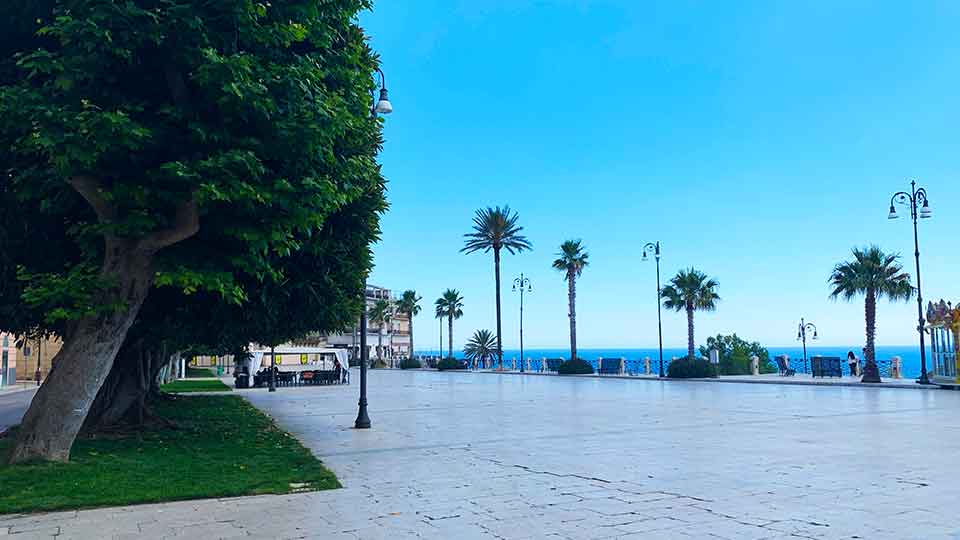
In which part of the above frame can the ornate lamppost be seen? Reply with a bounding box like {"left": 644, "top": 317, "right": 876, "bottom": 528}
{"left": 796, "top": 318, "right": 817, "bottom": 374}
{"left": 888, "top": 180, "right": 932, "bottom": 385}
{"left": 641, "top": 241, "right": 665, "bottom": 378}
{"left": 355, "top": 68, "right": 393, "bottom": 430}
{"left": 512, "top": 274, "right": 532, "bottom": 372}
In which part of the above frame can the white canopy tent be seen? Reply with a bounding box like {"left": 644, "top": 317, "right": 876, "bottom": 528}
{"left": 244, "top": 346, "right": 349, "bottom": 375}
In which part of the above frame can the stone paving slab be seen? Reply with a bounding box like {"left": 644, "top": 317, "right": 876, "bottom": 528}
{"left": 3, "top": 370, "right": 960, "bottom": 539}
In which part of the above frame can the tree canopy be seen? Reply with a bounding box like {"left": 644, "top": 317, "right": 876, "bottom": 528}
{"left": 0, "top": 0, "right": 386, "bottom": 462}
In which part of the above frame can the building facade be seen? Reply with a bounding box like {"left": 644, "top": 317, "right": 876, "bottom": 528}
{"left": 323, "top": 284, "right": 411, "bottom": 363}
{"left": 16, "top": 336, "right": 62, "bottom": 383}
{"left": 0, "top": 332, "right": 17, "bottom": 387}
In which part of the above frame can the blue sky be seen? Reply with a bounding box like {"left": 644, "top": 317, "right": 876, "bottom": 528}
{"left": 361, "top": 1, "right": 960, "bottom": 352}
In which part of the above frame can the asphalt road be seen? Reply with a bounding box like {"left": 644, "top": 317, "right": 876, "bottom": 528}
{"left": 0, "top": 387, "right": 35, "bottom": 434}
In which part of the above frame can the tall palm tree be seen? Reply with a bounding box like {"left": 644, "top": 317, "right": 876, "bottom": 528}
{"left": 660, "top": 268, "right": 720, "bottom": 360}
{"left": 434, "top": 289, "right": 464, "bottom": 359}
{"left": 462, "top": 206, "right": 532, "bottom": 370}
{"left": 368, "top": 299, "right": 393, "bottom": 364}
{"left": 829, "top": 245, "right": 913, "bottom": 383}
{"left": 397, "top": 290, "right": 422, "bottom": 360}
{"left": 552, "top": 240, "right": 589, "bottom": 363}
{"left": 464, "top": 329, "right": 499, "bottom": 370}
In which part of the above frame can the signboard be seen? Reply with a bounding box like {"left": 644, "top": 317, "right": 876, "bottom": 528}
{"left": 300, "top": 354, "right": 308, "bottom": 365}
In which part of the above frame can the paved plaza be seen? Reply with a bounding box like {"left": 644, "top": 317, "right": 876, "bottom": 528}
{"left": 3, "top": 370, "right": 960, "bottom": 539}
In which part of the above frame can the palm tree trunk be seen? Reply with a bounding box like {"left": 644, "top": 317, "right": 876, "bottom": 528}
{"left": 448, "top": 314, "right": 453, "bottom": 359}
{"left": 409, "top": 313, "right": 414, "bottom": 361}
{"left": 377, "top": 325, "right": 383, "bottom": 363}
{"left": 568, "top": 272, "right": 577, "bottom": 362}
{"left": 494, "top": 248, "right": 503, "bottom": 369}
{"left": 862, "top": 288, "right": 881, "bottom": 383}
{"left": 686, "top": 304, "right": 695, "bottom": 359}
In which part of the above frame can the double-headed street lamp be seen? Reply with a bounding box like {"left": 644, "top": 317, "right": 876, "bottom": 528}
{"left": 641, "top": 241, "right": 665, "bottom": 378}
{"left": 796, "top": 318, "right": 818, "bottom": 374}
{"left": 512, "top": 274, "right": 532, "bottom": 372}
{"left": 888, "top": 180, "right": 932, "bottom": 385}
{"left": 355, "top": 68, "right": 393, "bottom": 430}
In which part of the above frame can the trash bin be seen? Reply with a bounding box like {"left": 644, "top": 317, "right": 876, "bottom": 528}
{"left": 235, "top": 373, "right": 249, "bottom": 389}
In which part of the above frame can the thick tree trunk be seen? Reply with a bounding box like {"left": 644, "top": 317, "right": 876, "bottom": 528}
{"left": 686, "top": 304, "right": 695, "bottom": 359}
{"left": 8, "top": 246, "right": 155, "bottom": 463}
{"left": 448, "top": 315, "right": 453, "bottom": 359}
{"left": 568, "top": 272, "right": 577, "bottom": 362}
{"left": 494, "top": 248, "right": 503, "bottom": 369}
{"left": 377, "top": 327, "right": 383, "bottom": 362}
{"left": 83, "top": 340, "right": 144, "bottom": 431}
{"left": 862, "top": 289, "right": 881, "bottom": 383}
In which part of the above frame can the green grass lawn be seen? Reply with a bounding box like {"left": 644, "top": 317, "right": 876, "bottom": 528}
{"left": 160, "top": 379, "right": 231, "bottom": 393}
{"left": 0, "top": 395, "right": 339, "bottom": 514}
{"left": 185, "top": 365, "right": 216, "bottom": 378}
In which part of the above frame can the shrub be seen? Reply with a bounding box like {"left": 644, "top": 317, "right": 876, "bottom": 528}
{"left": 399, "top": 357, "right": 421, "bottom": 370}
{"left": 557, "top": 358, "right": 594, "bottom": 375}
{"left": 699, "top": 334, "right": 774, "bottom": 375}
{"left": 667, "top": 357, "right": 717, "bottom": 378}
{"left": 437, "top": 357, "right": 465, "bottom": 371}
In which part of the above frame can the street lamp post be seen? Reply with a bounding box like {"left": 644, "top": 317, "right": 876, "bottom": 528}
{"left": 796, "top": 318, "right": 818, "bottom": 374}
{"left": 355, "top": 67, "right": 393, "bottom": 430}
{"left": 641, "top": 242, "right": 665, "bottom": 378}
{"left": 512, "top": 274, "right": 532, "bottom": 372}
{"left": 888, "top": 180, "right": 932, "bottom": 385}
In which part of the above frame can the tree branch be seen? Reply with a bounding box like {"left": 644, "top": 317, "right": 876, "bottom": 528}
{"left": 68, "top": 176, "right": 116, "bottom": 223}
{"left": 138, "top": 196, "right": 200, "bottom": 252}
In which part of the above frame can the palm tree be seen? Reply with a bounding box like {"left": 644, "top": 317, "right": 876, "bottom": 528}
{"left": 464, "top": 329, "right": 499, "bottom": 370}
{"left": 660, "top": 268, "right": 720, "bottom": 360}
{"left": 397, "top": 290, "right": 422, "bottom": 360}
{"left": 552, "top": 240, "right": 589, "bottom": 363}
{"left": 829, "top": 245, "right": 913, "bottom": 383}
{"left": 462, "top": 206, "right": 532, "bottom": 370}
{"left": 368, "top": 299, "right": 393, "bottom": 364}
{"left": 434, "top": 289, "right": 464, "bottom": 359}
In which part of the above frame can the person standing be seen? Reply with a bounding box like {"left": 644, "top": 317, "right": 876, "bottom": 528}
{"left": 847, "top": 350, "right": 858, "bottom": 377}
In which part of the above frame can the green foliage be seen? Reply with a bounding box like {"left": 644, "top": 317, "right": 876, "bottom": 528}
{"left": 699, "top": 334, "right": 774, "bottom": 375}
{"left": 368, "top": 299, "right": 393, "bottom": 328}
{"left": 557, "top": 358, "right": 594, "bottom": 375}
{"left": 397, "top": 290, "right": 421, "bottom": 318}
{"left": 399, "top": 357, "right": 421, "bottom": 370}
{"left": 0, "top": 395, "right": 339, "bottom": 514}
{"left": 160, "top": 379, "right": 231, "bottom": 393}
{"left": 0, "top": 0, "right": 385, "bottom": 335}
{"left": 437, "top": 357, "right": 465, "bottom": 371}
{"left": 829, "top": 246, "right": 913, "bottom": 302}
{"left": 461, "top": 206, "right": 532, "bottom": 255}
{"left": 435, "top": 289, "right": 464, "bottom": 320}
{"left": 552, "top": 240, "right": 589, "bottom": 279}
{"left": 660, "top": 268, "right": 720, "bottom": 312}
{"left": 667, "top": 357, "right": 717, "bottom": 378}
{"left": 464, "top": 329, "right": 498, "bottom": 366}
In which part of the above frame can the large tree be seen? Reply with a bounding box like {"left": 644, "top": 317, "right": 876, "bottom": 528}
{"left": 829, "top": 246, "right": 912, "bottom": 383}
{"left": 462, "top": 206, "right": 531, "bottom": 370}
{"left": 0, "top": 0, "right": 384, "bottom": 462}
{"left": 397, "top": 290, "right": 422, "bottom": 359}
{"left": 435, "top": 289, "right": 464, "bottom": 359}
{"left": 552, "top": 240, "right": 589, "bottom": 363}
{"left": 661, "top": 268, "right": 720, "bottom": 360}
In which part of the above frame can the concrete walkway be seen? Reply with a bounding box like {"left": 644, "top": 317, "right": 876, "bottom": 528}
{"left": 3, "top": 370, "right": 960, "bottom": 539}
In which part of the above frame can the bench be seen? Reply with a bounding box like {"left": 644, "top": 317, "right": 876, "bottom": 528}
{"left": 543, "top": 358, "right": 564, "bottom": 372}
{"left": 811, "top": 356, "right": 842, "bottom": 378}
{"left": 598, "top": 357, "right": 623, "bottom": 375}
{"left": 775, "top": 356, "right": 795, "bottom": 376}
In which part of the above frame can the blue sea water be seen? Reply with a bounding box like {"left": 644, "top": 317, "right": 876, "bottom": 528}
{"left": 418, "top": 345, "right": 926, "bottom": 379}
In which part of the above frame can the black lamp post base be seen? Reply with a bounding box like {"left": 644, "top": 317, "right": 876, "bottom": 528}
{"left": 916, "top": 373, "right": 933, "bottom": 385}
{"left": 354, "top": 403, "right": 371, "bottom": 429}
